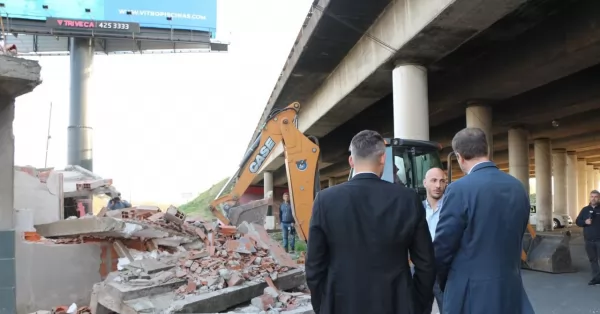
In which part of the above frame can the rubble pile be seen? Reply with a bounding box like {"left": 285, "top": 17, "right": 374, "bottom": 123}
{"left": 33, "top": 206, "right": 312, "bottom": 313}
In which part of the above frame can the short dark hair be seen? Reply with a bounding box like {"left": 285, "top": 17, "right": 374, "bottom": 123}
{"left": 591, "top": 190, "right": 599, "bottom": 195}
{"left": 349, "top": 130, "right": 386, "bottom": 163}
{"left": 452, "top": 127, "right": 488, "bottom": 160}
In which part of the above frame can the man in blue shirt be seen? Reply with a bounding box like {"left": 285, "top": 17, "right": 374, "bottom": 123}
{"left": 422, "top": 167, "right": 447, "bottom": 313}
{"left": 279, "top": 192, "right": 296, "bottom": 253}
{"left": 107, "top": 193, "right": 132, "bottom": 211}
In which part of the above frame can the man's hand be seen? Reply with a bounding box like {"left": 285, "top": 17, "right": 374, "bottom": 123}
{"left": 586, "top": 218, "right": 592, "bottom": 225}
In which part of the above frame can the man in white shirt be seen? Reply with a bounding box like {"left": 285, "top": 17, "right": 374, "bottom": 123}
{"left": 422, "top": 167, "right": 447, "bottom": 313}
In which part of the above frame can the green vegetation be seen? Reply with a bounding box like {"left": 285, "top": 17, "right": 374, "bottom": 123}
{"left": 179, "top": 177, "right": 230, "bottom": 218}
{"left": 270, "top": 231, "right": 307, "bottom": 253}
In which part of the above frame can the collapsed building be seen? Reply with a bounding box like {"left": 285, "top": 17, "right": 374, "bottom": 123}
{"left": 28, "top": 206, "right": 312, "bottom": 314}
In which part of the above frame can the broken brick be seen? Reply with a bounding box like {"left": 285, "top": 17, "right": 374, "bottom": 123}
{"left": 147, "top": 212, "right": 165, "bottom": 222}
{"left": 190, "top": 262, "right": 200, "bottom": 272}
{"left": 227, "top": 271, "right": 244, "bottom": 287}
{"left": 189, "top": 250, "right": 209, "bottom": 260}
{"left": 185, "top": 279, "right": 197, "bottom": 293}
{"left": 264, "top": 275, "right": 278, "bottom": 292}
{"left": 225, "top": 238, "right": 256, "bottom": 254}
{"left": 194, "top": 227, "right": 207, "bottom": 240}
{"left": 251, "top": 294, "right": 275, "bottom": 311}
{"left": 164, "top": 205, "right": 186, "bottom": 226}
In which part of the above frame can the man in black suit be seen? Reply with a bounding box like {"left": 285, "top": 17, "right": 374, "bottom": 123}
{"left": 305, "top": 130, "right": 435, "bottom": 314}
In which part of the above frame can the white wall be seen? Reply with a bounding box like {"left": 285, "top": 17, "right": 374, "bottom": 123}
{"left": 16, "top": 241, "right": 102, "bottom": 313}
{"left": 14, "top": 170, "right": 61, "bottom": 225}
{"left": 14, "top": 169, "right": 102, "bottom": 313}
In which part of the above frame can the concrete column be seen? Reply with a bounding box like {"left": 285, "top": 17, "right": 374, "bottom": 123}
{"left": 508, "top": 127, "right": 529, "bottom": 193}
{"left": 577, "top": 158, "right": 588, "bottom": 210}
{"left": 566, "top": 151, "right": 578, "bottom": 219}
{"left": 552, "top": 149, "right": 567, "bottom": 214}
{"left": 328, "top": 177, "right": 335, "bottom": 187}
{"left": 466, "top": 103, "right": 493, "bottom": 160}
{"left": 263, "top": 171, "right": 274, "bottom": 198}
{"left": 392, "top": 64, "right": 429, "bottom": 140}
{"left": 68, "top": 37, "right": 95, "bottom": 171}
{"left": 0, "top": 98, "right": 16, "bottom": 312}
{"left": 0, "top": 55, "right": 41, "bottom": 314}
{"left": 587, "top": 165, "right": 595, "bottom": 192}
{"left": 534, "top": 138, "right": 553, "bottom": 231}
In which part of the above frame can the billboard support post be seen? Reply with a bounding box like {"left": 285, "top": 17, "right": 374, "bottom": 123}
{"left": 68, "top": 37, "right": 95, "bottom": 171}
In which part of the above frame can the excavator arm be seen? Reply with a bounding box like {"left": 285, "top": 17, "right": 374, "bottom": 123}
{"left": 209, "top": 102, "right": 320, "bottom": 241}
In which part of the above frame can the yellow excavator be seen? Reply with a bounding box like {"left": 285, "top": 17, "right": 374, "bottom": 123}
{"left": 209, "top": 101, "right": 573, "bottom": 273}
{"left": 209, "top": 102, "right": 320, "bottom": 241}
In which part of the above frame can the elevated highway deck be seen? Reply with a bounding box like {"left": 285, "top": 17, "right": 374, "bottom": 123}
{"left": 245, "top": 0, "right": 600, "bottom": 230}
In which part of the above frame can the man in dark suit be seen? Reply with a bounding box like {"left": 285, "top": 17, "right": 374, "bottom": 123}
{"left": 434, "top": 128, "right": 534, "bottom": 314}
{"left": 305, "top": 130, "right": 435, "bottom": 314}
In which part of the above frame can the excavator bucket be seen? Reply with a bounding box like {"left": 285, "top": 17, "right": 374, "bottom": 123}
{"left": 224, "top": 197, "right": 273, "bottom": 227}
{"left": 522, "top": 230, "right": 574, "bottom": 273}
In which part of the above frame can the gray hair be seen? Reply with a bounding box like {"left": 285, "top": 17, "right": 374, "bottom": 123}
{"left": 451, "top": 127, "right": 488, "bottom": 160}
{"left": 349, "top": 130, "right": 386, "bottom": 163}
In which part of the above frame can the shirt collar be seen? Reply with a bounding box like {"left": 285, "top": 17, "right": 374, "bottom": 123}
{"left": 353, "top": 171, "right": 378, "bottom": 177}
{"left": 424, "top": 198, "right": 442, "bottom": 212}
{"left": 468, "top": 161, "right": 488, "bottom": 175}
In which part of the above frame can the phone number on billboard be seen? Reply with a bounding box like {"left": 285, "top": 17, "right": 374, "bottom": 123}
{"left": 98, "top": 22, "right": 132, "bottom": 30}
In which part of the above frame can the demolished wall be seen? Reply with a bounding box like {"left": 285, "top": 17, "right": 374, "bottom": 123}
{"left": 16, "top": 241, "right": 103, "bottom": 313}
{"left": 14, "top": 169, "right": 62, "bottom": 225}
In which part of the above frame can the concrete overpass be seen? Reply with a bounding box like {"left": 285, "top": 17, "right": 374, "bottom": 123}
{"left": 248, "top": 0, "right": 600, "bottom": 232}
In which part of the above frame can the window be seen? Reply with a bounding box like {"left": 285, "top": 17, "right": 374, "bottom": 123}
{"left": 392, "top": 145, "right": 443, "bottom": 197}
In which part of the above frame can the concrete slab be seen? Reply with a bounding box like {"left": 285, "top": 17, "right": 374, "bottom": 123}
{"left": 125, "top": 259, "right": 175, "bottom": 274}
{"left": 102, "top": 269, "right": 305, "bottom": 314}
{"left": 34, "top": 216, "right": 193, "bottom": 241}
{"left": 101, "top": 275, "right": 187, "bottom": 304}
{"left": 0, "top": 55, "right": 41, "bottom": 98}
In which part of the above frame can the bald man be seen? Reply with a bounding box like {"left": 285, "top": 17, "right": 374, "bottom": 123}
{"left": 423, "top": 167, "right": 447, "bottom": 313}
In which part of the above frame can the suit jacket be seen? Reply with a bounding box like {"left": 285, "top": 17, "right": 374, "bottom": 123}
{"left": 305, "top": 173, "right": 435, "bottom": 314}
{"left": 433, "top": 162, "right": 534, "bottom": 314}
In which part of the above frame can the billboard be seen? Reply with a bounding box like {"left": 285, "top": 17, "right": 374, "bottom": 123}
{"left": 1, "top": 0, "right": 217, "bottom": 32}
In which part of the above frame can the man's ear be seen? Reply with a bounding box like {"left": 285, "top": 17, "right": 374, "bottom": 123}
{"left": 379, "top": 153, "right": 386, "bottom": 165}
{"left": 348, "top": 155, "right": 354, "bottom": 168}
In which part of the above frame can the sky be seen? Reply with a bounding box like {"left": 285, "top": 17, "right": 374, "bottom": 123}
{"left": 13, "top": 0, "right": 313, "bottom": 204}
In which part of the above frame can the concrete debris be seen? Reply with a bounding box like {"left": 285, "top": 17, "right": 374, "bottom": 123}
{"left": 165, "top": 205, "right": 186, "bottom": 225}
{"left": 36, "top": 206, "right": 310, "bottom": 313}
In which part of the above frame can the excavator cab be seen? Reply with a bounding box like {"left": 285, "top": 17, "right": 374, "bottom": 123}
{"left": 376, "top": 138, "right": 444, "bottom": 199}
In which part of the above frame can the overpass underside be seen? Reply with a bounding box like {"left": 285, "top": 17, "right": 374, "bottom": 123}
{"left": 253, "top": 0, "right": 600, "bottom": 231}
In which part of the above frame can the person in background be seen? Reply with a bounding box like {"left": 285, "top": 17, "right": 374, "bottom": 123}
{"left": 434, "top": 128, "right": 533, "bottom": 314}
{"left": 279, "top": 192, "right": 296, "bottom": 253}
{"left": 422, "top": 167, "right": 447, "bottom": 313}
{"left": 575, "top": 190, "right": 600, "bottom": 285}
{"left": 306, "top": 130, "right": 435, "bottom": 314}
{"left": 107, "top": 193, "right": 132, "bottom": 210}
